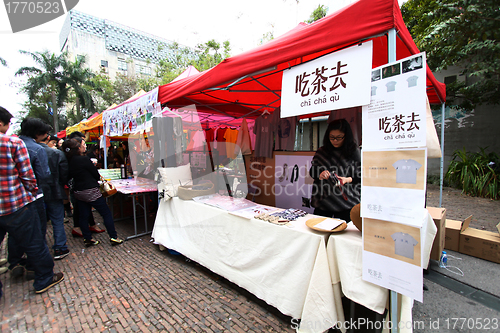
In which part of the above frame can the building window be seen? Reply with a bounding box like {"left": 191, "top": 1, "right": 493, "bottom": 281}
{"left": 444, "top": 75, "right": 457, "bottom": 85}
{"left": 101, "top": 60, "right": 108, "bottom": 67}
{"left": 137, "top": 65, "right": 151, "bottom": 76}
{"left": 118, "top": 59, "right": 127, "bottom": 71}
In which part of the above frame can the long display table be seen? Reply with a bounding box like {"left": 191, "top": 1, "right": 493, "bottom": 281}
{"left": 152, "top": 197, "right": 435, "bottom": 333}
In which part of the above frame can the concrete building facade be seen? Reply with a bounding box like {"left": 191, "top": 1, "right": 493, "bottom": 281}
{"left": 59, "top": 10, "right": 195, "bottom": 80}
{"left": 428, "top": 68, "right": 500, "bottom": 176}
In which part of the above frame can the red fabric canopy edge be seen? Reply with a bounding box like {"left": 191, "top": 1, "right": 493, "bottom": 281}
{"left": 158, "top": 0, "right": 445, "bottom": 117}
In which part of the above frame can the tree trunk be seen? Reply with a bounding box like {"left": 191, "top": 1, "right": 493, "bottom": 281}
{"left": 76, "top": 96, "right": 81, "bottom": 121}
{"left": 51, "top": 91, "right": 58, "bottom": 133}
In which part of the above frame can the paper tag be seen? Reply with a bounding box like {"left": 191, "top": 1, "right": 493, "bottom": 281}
{"left": 314, "top": 218, "right": 344, "bottom": 231}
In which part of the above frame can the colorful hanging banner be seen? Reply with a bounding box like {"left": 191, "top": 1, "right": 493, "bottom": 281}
{"left": 103, "top": 87, "right": 161, "bottom": 136}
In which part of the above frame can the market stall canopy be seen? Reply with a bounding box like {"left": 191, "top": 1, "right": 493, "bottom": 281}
{"left": 157, "top": 0, "right": 445, "bottom": 121}
{"left": 80, "top": 112, "right": 101, "bottom": 131}
{"left": 172, "top": 65, "right": 199, "bottom": 82}
{"left": 66, "top": 122, "right": 82, "bottom": 137}
{"left": 79, "top": 112, "right": 103, "bottom": 140}
{"left": 57, "top": 130, "right": 66, "bottom": 138}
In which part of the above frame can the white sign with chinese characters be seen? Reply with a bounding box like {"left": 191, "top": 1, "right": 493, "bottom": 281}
{"left": 362, "top": 53, "right": 427, "bottom": 149}
{"left": 281, "top": 41, "right": 372, "bottom": 118}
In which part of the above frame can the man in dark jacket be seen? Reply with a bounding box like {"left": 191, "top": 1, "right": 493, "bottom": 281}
{"left": 10, "top": 118, "right": 52, "bottom": 278}
{"left": 39, "top": 134, "right": 70, "bottom": 260}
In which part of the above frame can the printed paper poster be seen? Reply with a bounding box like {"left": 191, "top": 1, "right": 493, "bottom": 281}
{"left": 363, "top": 217, "right": 426, "bottom": 302}
{"left": 361, "top": 148, "right": 427, "bottom": 227}
{"left": 362, "top": 53, "right": 427, "bottom": 149}
{"left": 274, "top": 154, "right": 315, "bottom": 214}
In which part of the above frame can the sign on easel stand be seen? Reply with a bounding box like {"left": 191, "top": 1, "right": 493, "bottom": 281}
{"left": 361, "top": 53, "right": 428, "bottom": 326}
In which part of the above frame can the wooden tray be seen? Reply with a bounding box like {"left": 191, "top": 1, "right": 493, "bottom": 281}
{"left": 178, "top": 182, "right": 215, "bottom": 200}
{"left": 306, "top": 217, "right": 347, "bottom": 233}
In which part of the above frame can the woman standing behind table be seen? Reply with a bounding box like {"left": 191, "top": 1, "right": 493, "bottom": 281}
{"left": 309, "top": 119, "right": 361, "bottom": 222}
{"left": 62, "top": 138, "right": 123, "bottom": 247}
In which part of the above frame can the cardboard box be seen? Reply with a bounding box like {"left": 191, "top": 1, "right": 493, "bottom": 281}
{"left": 444, "top": 215, "right": 472, "bottom": 252}
{"left": 459, "top": 228, "right": 500, "bottom": 264}
{"left": 427, "top": 207, "right": 446, "bottom": 261}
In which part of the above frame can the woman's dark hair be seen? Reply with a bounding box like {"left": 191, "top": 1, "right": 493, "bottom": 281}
{"left": 322, "top": 119, "right": 358, "bottom": 158}
{"left": 62, "top": 138, "right": 84, "bottom": 161}
{"left": 20, "top": 117, "right": 53, "bottom": 139}
{"left": 68, "top": 131, "right": 85, "bottom": 139}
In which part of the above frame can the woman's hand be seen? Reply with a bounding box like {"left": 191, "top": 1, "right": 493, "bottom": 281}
{"left": 319, "top": 170, "right": 331, "bottom": 180}
{"left": 338, "top": 176, "right": 352, "bottom": 185}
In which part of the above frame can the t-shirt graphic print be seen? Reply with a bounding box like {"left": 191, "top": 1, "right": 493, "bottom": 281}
{"left": 391, "top": 232, "right": 418, "bottom": 260}
{"left": 392, "top": 159, "right": 422, "bottom": 184}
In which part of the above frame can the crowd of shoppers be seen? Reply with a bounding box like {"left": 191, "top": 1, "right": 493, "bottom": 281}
{"left": 0, "top": 106, "right": 123, "bottom": 298}
{"left": 0, "top": 107, "right": 64, "bottom": 297}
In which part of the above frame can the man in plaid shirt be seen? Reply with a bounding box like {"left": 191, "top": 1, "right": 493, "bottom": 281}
{"left": 0, "top": 107, "right": 63, "bottom": 296}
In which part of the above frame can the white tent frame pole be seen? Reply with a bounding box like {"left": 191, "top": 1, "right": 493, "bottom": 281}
{"left": 439, "top": 103, "right": 445, "bottom": 207}
{"left": 104, "top": 134, "right": 108, "bottom": 169}
{"left": 387, "top": 27, "right": 400, "bottom": 333}
{"left": 388, "top": 29, "right": 397, "bottom": 63}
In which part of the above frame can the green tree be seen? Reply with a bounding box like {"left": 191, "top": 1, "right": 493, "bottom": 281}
{"left": 191, "top": 40, "right": 231, "bottom": 72}
{"left": 16, "top": 50, "right": 99, "bottom": 130}
{"left": 91, "top": 73, "right": 116, "bottom": 111}
{"left": 155, "top": 42, "right": 197, "bottom": 84}
{"left": 15, "top": 50, "right": 66, "bottom": 132}
{"left": 62, "top": 55, "right": 98, "bottom": 124}
{"left": 137, "top": 75, "right": 160, "bottom": 93}
{"left": 113, "top": 73, "right": 140, "bottom": 103}
{"left": 154, "top": 39, "right": 230, "bottom": 83}
{"left": 260, "top": 31, "right": 274, "bottom": 45}
{"left": 19, "top": 99, "right": 68, "bottom": 130}
{"left": 306, "top": 4, "right": 328, "bottom": 23}
{"left": 401, "top": 0, "right": 500, "bottom": 109}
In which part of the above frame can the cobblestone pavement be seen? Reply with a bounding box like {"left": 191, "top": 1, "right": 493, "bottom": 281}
{"left": 0, "top": 211, "right": 295, "bottom": 332}
{"left": 1, "top": 185, "right": 497, "bottom": 332}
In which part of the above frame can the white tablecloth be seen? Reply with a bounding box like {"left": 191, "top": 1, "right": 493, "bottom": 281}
{"left": 153, "top": 198, "right": 436, "bottom": 333}
{"left": 152, "top": 198, "right": 337, "bottom": 333}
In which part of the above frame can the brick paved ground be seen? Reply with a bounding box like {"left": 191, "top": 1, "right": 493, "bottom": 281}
{"left": 0, "top": 209, "right": 295, "bottom": 332}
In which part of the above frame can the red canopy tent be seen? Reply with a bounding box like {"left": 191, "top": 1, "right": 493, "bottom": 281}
{"left": 57, "top": 130, "right": 66, "bottom": 139}
{"left": 158, "top": 0, "right": 445, "bottom": 120}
